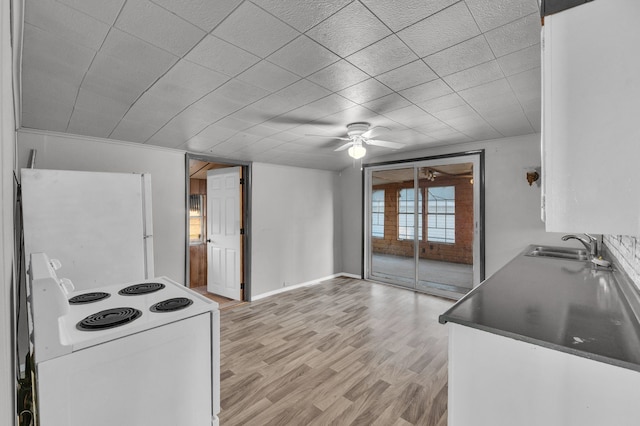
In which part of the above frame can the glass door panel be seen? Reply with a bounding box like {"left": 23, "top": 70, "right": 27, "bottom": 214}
{"left": 416, "top": 163, "right": 474, "bottom": 296}
{"left": 369, "top": 167, "right": 417, "bottom": 289}
{"left": 365, "top": 153, "right": 483, "bottom": 300}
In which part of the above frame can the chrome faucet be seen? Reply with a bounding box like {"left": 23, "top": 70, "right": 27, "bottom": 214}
{"left": 561, "top": 233, "right": 598, "bottom": 257}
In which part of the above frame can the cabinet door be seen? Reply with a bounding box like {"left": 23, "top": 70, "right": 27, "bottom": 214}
{"left": 542, "top": 0, "right": 640, "bottom": 235}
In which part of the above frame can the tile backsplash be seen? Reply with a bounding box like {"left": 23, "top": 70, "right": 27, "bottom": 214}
{"left": 604, "top": 235, "right": 640, "bottom": 288}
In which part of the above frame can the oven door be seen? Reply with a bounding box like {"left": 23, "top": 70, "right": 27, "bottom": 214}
{"left": 36, "top": 313, "right": 214, "bottom": 426}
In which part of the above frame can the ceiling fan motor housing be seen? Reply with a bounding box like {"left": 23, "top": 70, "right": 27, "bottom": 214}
{"left": 346, "top": 122, "right": 371, "bottom": 138}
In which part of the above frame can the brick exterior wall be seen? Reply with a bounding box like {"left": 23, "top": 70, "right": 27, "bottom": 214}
{"left": 372, "top": 176, "right": 474, "bottom": 265}
{"left": 603, "top": 235, "right": 640, "bottom": 288}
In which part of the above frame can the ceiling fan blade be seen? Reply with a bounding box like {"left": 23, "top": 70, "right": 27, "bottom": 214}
{"left": 334, "top": 142, "right": 354, "bottom": 151}
{"left": 362, "top": 126, "right": 390, "bottom": 139}
{"left": 366, "top": 139, "right": 405, "bottom": 149}
{"left": 305, "top": 134, "right": 351, "bottom": 141}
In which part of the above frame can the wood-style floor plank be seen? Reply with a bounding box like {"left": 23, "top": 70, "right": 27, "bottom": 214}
{"left": 219, "top": 277, "right": 453, "bottom": 425}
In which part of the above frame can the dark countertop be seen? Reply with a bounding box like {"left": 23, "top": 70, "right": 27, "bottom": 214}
{"left": 439, "top": 245, "right": 640, "bottom": 371}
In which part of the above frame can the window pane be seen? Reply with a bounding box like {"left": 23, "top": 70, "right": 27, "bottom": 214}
{"left": 427, "top": 186, "right": 455, "bottom": 243}
{"left": 398, "top": 188, "right": 422, "bottom": 240}
{"left": 372, "top": 189, "right": 385, "bottom": 238}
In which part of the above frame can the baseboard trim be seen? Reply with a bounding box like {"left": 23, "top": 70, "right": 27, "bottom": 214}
{"left": 251, "top": 273, "right": 362, "bottom": 301}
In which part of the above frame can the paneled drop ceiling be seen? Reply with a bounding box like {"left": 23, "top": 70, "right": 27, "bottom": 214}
{"left": 20, "top": 0, "right": 542, "bottom": 171}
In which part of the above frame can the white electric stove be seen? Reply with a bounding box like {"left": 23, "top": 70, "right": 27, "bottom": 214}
{"left": 28, "top": 253, "right": 220, "bottom": 426}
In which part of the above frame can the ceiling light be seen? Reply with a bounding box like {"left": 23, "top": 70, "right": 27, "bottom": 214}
{"left": 348, "top": 144, "right": 366, "bottom": 159}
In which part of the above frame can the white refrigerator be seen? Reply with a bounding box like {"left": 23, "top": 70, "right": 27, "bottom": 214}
{"left": 21, "top": 168, "right": 154, "bottom": 290}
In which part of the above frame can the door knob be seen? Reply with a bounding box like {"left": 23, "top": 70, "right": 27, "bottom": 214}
{"left": 207, "top": 239, "right": 212, "bottom": 243}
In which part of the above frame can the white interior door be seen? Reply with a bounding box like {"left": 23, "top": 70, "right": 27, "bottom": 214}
{"left": 206, "top": 167, "right": 242, "bottom": 300}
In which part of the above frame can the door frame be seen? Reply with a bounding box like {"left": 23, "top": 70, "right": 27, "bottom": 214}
{"left": 185, "top": 153, "right": 252, "bottom": 301}
{"left": 362, "top": 150, "right": 485, "bottom": 295}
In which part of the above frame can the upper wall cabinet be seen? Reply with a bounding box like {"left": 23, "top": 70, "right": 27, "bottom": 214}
{"left": 542, "top": 0, "right": 640, "bottom": 235}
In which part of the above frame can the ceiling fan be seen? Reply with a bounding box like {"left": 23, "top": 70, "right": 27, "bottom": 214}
{"left": 309, "top": 122, "right": 405, "bottom": 159}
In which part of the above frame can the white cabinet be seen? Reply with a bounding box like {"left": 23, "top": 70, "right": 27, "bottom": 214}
{"left": 447, "top": 324, "right": 640, "bottom": 426}
{"left": 542, "top": 0, "right": 640, "bottom": 235}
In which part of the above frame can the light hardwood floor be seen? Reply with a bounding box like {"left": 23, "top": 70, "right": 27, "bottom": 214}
{"left": 219, "top": 277, "right": 453, "bottom": 425}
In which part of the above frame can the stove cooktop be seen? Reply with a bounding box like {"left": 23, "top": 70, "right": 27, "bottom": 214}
{"left": 57, "top": 276, "right": 218, "bottom": 351}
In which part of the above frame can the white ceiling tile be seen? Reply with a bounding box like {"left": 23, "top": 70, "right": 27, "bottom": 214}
{"left": 81, "top": 52, "right": 158, "bottom": 104}
{"left": 466, "top": 0, "right": 540, "bottom": 32}
{"left": 232, "top": 136, "right": 285, "bottom": 155}
{"left": 413, "top": 119, "right": 451, "bottom": 134}
{"left": 231, "top": 105, "right": 277, "bottom": 125}
{"left": 363, "top": 93, "right": 411, "bottom": 114}
{"left": 146, "top": 112, "right": 212, "bottom": 148}
{"left": 74, "top": 88, "right": 131, "bottom": 119}
{"left": 307, "top": 60, "right": 369, "bottom": 92}
{"left": 212, "top": 2, "right": 299, "bottom": 58}
{"left": 185, "top": 35, "right": 260, "bottom": 77}
{"left": 153, "top": 60, "right": 229, "bottom": 101}
{"left": 525, "top": 108, "right": 541, "bottom": 132}
{"left": 192, "top": 92, "right": 245, "bottom": 118}
{"left": 346, "top": 35, "right": 418, "bottom": 76}
{"left": 115, "top": 0, "right": 206, "bottom": 56}
{"left": 99, "top": 29, "right": 179, "bottom": 77}
{"left": 150, "top": 0, "right": 243, "bottom": 32}
{"left": 25, "top": 0, "right": 110, "bottom": 50}
{"left": 56, "top": 0, "right": 126, "bottom": 25}
{"left": 251, "top": 0, "right": 351, "bottom": 32}
{"left": 182, "top": 125, "right": 238, "bottom": 151}
{"left": 248, "top": 94, "right": 298, "bottom": 119}
{"left": 458, "top": 79, "right": 518, "bottom": 112}
{"left": 484, "top": 12, "right": 540, "bottom": 57}
{"left": 21, "top": 99, "right": 72, "bottom": 133}
{"left": 375, "top": 60, "right": 437, "bottom": 92}
{"left": 445, "top": 119, "right": 502, "bottom": 140}
{"left": 275, "top": 79, "right": 333, "bottom": 109}
{"left": 242, "top": 124, "right": 282, "bottom": 139}
{"left": 384, "top": 105, "right": 440, "bottom": 128}
{"left": 443, "top": 60, "right": 504, "bottom": 91}
{"left": 321, "top": 104, "right": 378, "bottom": 125}
{"left": 211, "top": 79, "right": 270, "bottom": 106}
{"left": 289, "top": 94, "right": 357, "bottom": 121}
{"left": 432, "top": 104, "right": 479, "bottom": 121}
{"left": 483, "top": 110, "right": 534, "bottom": 137}
{"left": 110, "top": 118, "right": 163, "bottom": 143}
{"left": 424, "top": 35, "right": 495, "bottom": 77}
{"left": 237, "top": 61, "right": 300, "bottom": 92}
{"left": 337, "top": 78, "right": 393, "bottom": 104}
{"left": 497, "top": 44, "right": 540, "bottom": 76}
{"left": 306, "top": 2, "right": 391, "bottom": 57}
{"left": 267, "top": 36, "right": 340, "bottom": 77}
{"left": 22, "top": 23, "right": 95, "bottom": 88}
{"left": 214, "top": 115, "right": 255, "bottom": 132}
{"left": 397, "top": 2, "right": 480, "bottom": 58}
{"left": 361, "top": 0, "right": 458, "bottom": 31}
{"left": 21, "top": 67, "right": 79, "bottom": 107}
{"left": 121, "top": 92, "right": 183, "bottom": 128}
{"left": 507, "top": 67, "right": 541, "bottom": 105}
{"left": 399, "top": 79, "right": 453, "bottom": 104}
{"left": 67, "top": 108, "right": 121, "bottom": 138}
{"left": 418, "top": 93, "right": 467, "bottom": 114}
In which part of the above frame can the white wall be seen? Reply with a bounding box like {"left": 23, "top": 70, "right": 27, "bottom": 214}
{"left": 17, "top": 129, "right": 186, "bottom": 283}
{"left": 1, "top": 0, "right": 16, "bottom": 423}
{"left": 340, "top": 134, "right": 570, "bottom": 278}
{"left": 251, "top": 162, "right": 342, "bottom": 297}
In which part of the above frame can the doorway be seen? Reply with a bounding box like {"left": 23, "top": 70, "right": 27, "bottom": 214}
{"left": 364, "top": 151, "right": 484, "bottom": 299}
{"left": 185, "top": 154, "right": 252, "bottom": 307}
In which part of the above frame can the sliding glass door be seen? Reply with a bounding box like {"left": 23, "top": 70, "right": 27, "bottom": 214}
{"left": 364, "top": 152, "right": 483, "bottom": 299}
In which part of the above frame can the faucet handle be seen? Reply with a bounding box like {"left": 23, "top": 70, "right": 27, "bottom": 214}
{"left": 584, "top": 233, "right": 598, "bottom": 242}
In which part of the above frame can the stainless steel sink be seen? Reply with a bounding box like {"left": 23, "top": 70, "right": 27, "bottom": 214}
{"left": 525, "top": 246, "right": 589, "bottom": 261}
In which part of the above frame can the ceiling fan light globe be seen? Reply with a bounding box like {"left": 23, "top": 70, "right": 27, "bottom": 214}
{"left": 348, "top": 145, "right": 366, "bottom": 159}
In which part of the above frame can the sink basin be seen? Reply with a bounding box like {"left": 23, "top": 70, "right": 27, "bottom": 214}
{"left": 525, "top": 246, "right": 589, "bottom": 261}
